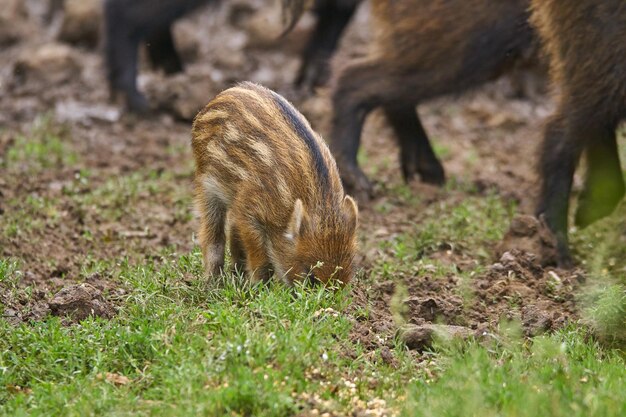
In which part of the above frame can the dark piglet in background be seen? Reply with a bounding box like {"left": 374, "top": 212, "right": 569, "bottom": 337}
{"left": 328, "top": 0, "right": 535, "bottom": 201}
{"left": 531, "top": 0, "right": 626, "bottom": 266}
{"left": 293, "top": 0, "right": 360, "bottom": 90}
{"left": 104, "top": 0, "right": 212, "bottom": 113}
{"left": 105, "top": 0, "right": 358, "bottom": 113}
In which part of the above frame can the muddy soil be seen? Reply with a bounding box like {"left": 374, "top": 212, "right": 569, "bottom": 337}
{"left": 1, "top": 1, "right": 582, "bottom": 347}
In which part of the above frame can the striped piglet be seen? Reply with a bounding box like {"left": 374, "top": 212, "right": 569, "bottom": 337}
{"left": 191, "top": 82, "right": 358, "bottom": 286}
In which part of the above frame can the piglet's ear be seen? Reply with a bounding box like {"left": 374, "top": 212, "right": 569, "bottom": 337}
{"left": 342, "top": 195, "right": 358, "bottom": 232}
{"left": 286, "top": 199, "right": 304, "bottom": 241}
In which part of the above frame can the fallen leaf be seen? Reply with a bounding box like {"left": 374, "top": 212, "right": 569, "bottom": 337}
{"left": 6, "top": 385, "right": 33, "bottom": 395}
{"left": 97, "top": 372, "right": 131, "bottom": 386}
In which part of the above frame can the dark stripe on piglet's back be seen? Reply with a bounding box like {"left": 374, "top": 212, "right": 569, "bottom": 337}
{"left": 269, "top": 90, "right": 330, "bottom": 190}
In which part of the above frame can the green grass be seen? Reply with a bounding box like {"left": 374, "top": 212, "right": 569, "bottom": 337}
{"left": 570, "top": 174, "right": 626, "bottom": 345}
{"left": 2, "top": 195, "right": 62, "bottom": 238}
{"left": 0, "top": 252, "right": 415, "bottom": 416}
{"left": 71, "top": 170, "right": 192, "bottom": 224}
{"left": 4, "top": 116, "right": 77, "bottom": 172}
{"left": 2, "top": 251, "right": 625, "bottom": 416}
{"left": 2, "top": 141, "right": 625, "bottom": 415}
{"left": 404, "top": 328, "right": 626, "bottom": 417}
{"left": 2, "top": 191, "right": 625, "bottom": 416}
{"left": 2, "top": 121, "right": 626, "bottom": 416}
{"left": 376, "top": 192, "right": 514, "bottom": 269}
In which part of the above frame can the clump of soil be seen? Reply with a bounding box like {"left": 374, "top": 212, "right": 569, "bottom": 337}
{"left": 56, "top": 0, "right": 102, "bottom": 47}
{"left": 396, "top": 323, "right": 475, "bottom": 352}
{"left": 472, "top": 249, "right": 580, "bottom": 332}
{"left": 497, "top": 214, "right": 559, "bottom": 266}
{"left": 49, "top": 283, "right": 115, "bottom": 322}
{"left": 13, "top": 43, "right": 82, "bottom": 88}
{"left": 348, "top": 249, "right": 581, "bottom": 352}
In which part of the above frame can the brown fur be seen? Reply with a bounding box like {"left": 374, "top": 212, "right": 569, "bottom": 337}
{"left": 330, "top": 0, "right": 535, "bottom": 201}
{"left": 191, "top": 82, "right": 358, "bottom": 285}
{"left": 531, "top": 0, "right": 626, "bottom": 266}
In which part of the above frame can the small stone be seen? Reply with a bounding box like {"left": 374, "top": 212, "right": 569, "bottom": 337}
{"left": 500, "top": 251, "right": 516, "bottom": 264}
{"left": 397, "top": 324, "right": 474, "bottom": 352}
{"left": 0, "top": 0, "right": 28, "bottom": 46}
{"left": 13, "top": 43, "right": 81, "bottom": 87}
{"left": 57, "top": 0, "right": 101, "bottom": 47}
{"left": 490, "top": 262, "right": 505, "bottom": 271}
{"left": 55, "top": 100, "right": 121, "bottom": 123}
{"left": 240, "top": 9, "right": 284, "bottom": 49}
{"left": 0, "top": 21, "right": 23, "bottom": 47}
{"left": 171, "top": 22, "right": 202, "bottom": 63}
{"left": 522, "top": 304, "right": 553, "bottom": 337}
{"left": 379, "top": 347, "right": 396, "bottom": 366}
{"left": 146, "top": 72, "right": 216, "bottom": 121}
{"left": 508, "top": 214, "right": 539, "bottom": 236}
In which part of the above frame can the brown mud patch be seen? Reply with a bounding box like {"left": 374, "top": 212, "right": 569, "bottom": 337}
{"left": 347, "top": 250, "right": 581, "bottom": 354}
{"left": 0, "top": 1, "right": 584, "bottom": 351}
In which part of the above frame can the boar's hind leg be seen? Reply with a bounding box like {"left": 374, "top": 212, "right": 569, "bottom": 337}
{"left": 384, "top": 104, "right": 445, "bottom": 185}
{"left": 575, "top": 127, "right": 625, "bottom": 228}
{"left": 197, "top": 197, "right": 227, "bottom": 278}
{"left": 296, "top": 0, "right": 357, "bottom": 90}
{"left": 104, "top": 0, "right": 149, "bottom": 113}
{"left": 536, "top": 114, "right": 584, "bottom": 268}
{"left": 146, "top": 26, "right": 184, "bottom": 75}
{"left": 331, "top": 58, "right": 397, "bottom": 200}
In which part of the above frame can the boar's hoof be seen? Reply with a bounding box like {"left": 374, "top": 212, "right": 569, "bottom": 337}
{"left": 554, "top": 234, "right": 573, "bottom": 269}
{"left": 417, "top": 162, "right": 446, "bottom": 186}
{"left": 402, "top": 152, "right": 445, "bottom": 186}
{"left": 126, "top": 92, "right": 151, "bottom": 114}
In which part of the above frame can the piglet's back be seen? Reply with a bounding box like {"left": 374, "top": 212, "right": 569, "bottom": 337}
{"left": 192, "top": 82, "right": 343, "bottom": 206}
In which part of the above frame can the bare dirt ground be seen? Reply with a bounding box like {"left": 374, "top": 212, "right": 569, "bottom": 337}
{"left": 1, "top": 1, "right": 586, "bottom": 348}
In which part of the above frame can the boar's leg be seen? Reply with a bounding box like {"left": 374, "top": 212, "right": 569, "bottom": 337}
{"left": 295, "top": 0, "right": 358, "bottom": 90}
{"left": 104, "top": 0, "right": 150, "bottom": 113}
{"left": 146, "top": 26, "right": 184, "bottom": 75}
{"left": 228, "top": 224, "right": 247, "bottom": 275}
{"left": 197, "top": 198, "right": 227, "bottom": 278}
{"left": 575, "top": 128, "right": 625, "bottom": 228}
{"left": 330, "top": 58, "right": 389, "bottom": 200}
{"left": 46, "top": 0, "right": 64, "bottom": 22}
{"left": 104, "top": 0, "right": 209, "bottom": 112}
{"left": 536, "top": 114, "right": 583, "bottom": 268}
{"left": 383, "top": 104, "right": 445, "bottom": 185}
{"left": 332, "top": 57, "right": 442, "bottom": 200}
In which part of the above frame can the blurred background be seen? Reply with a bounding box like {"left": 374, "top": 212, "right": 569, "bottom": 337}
{"left": 1, "top": 0, "right": 624, "bottom": 340}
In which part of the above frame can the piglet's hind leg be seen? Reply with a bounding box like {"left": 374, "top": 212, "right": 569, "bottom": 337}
{"left": 196, "top": 193, "right": 227, "bottom": 278}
